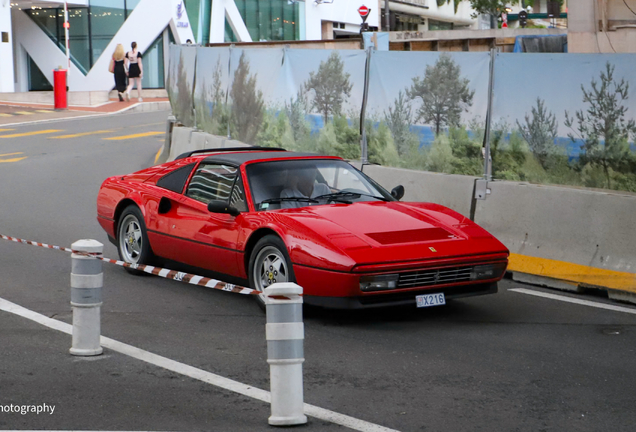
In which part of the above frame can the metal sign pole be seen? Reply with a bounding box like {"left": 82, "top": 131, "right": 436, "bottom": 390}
{"left": 483, "top": 48, "right": 495, "bottom": 181}
{"left": 359, "top": 47, "right": 372, "bottom": 165}
{"left": 64, "top": 1, "right": 70, "bottom": 71}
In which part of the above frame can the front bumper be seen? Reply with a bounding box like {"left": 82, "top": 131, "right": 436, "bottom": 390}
{"left": 304, "top": 281, "right": 498, "bottom": 309}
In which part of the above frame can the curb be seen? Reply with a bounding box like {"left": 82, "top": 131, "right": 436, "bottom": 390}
{"left": 508, "top": 253, "right": 636, "bottom": 304}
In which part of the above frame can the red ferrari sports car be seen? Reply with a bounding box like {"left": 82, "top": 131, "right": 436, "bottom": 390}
{"left": 97, "top": 147, "right": 508, "bottom": 309}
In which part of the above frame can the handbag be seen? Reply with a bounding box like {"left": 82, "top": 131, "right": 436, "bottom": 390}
{"left": 108, "top": 58, "right": 115, "bottom": 74}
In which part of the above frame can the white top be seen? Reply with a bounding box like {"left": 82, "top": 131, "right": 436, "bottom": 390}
{"left": 280, "top": 182, "right": 331, "bottom": 209}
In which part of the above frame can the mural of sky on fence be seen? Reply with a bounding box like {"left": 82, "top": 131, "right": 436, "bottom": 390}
{"left": 169, "top": 45, "right": 636, "bottom": 193}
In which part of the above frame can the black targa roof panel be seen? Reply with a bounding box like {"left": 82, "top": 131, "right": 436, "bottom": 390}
{"left": 201, "top": 151, "right": 334, "bottom": 166}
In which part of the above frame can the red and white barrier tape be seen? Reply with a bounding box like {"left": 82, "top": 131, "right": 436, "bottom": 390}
{"left": 0, "top": 233, "right": 261, "bottom": 295}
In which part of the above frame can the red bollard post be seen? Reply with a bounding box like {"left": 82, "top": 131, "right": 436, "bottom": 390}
{"left": 53, "top": 68, "right": 68, "bottom": 110}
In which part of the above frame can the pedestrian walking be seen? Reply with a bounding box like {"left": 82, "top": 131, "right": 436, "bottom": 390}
{"left": 110, "top": 44, "right": 127, "bottom": 102}
{"left": 125, "top": 42, "right": 143, "bottom": 102}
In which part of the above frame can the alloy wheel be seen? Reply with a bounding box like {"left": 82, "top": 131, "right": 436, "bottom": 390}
{"left": 119, "top": 214, "right": 143, "bottom": 264}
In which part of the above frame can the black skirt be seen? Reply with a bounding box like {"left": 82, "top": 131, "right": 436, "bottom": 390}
{"left": 113, "top": 60, "right": 127, "bottom": 92}
{"left": 128, "top": 63, "right": 141, "bottom": 78}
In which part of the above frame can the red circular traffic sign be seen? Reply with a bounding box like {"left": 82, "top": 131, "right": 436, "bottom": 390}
{"left": 358, "top": 5, "right": 369, "bottom": 17}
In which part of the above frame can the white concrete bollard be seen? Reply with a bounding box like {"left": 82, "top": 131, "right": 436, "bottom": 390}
{"left": 69, "top": 239, "right": 103, "bottom": 356}
{"left": 265, "top": 283, "right": 307, "bottom": 426}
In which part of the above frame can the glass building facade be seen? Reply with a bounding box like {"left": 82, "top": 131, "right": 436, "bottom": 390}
{"left": 184, "top": 0, "right": 212, "bottom": 45}
{"left": 24, "top": 1, "right": 165, "bottom": 91}
{"left": 225, "top": 0, "right": 301, "bottom": 42}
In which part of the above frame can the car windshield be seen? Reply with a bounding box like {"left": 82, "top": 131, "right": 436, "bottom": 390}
{"left": 246, "top": 159, "right": 394, "bottom": 211}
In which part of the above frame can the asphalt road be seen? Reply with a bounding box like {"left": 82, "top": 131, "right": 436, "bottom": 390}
{"left": 1, "top": 111, "right": 636, "bottom": 432}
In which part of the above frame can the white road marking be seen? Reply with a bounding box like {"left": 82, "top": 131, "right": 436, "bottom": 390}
{"left": 0, "top": 297, "right": 399, "bottom": 432}
{"left": 509, "top": 288, "right": 636, "bottom": 315}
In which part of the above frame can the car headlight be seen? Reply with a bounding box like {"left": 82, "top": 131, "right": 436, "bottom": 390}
{"left": 360, "top": 274, "right": 399, "bottom": 292}
{"left": 470, "top": 263, "right": 507, "bottom": 281}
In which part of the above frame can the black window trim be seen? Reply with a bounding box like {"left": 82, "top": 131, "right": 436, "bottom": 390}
{"left": 156, "top": 162, "right": 197, "bottom": 194}
{"left": 185, "top": 160, "right": 242, "bottom": 205}
{"left": 229, "top": 171, "right": 249, "bottom": 212}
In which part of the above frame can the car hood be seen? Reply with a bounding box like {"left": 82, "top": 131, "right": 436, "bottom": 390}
{"left": 279, "top": 201, "right": 508, "bottom": 268}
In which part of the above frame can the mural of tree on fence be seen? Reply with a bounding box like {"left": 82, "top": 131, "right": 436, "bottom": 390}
{"left": 565, "top": 62, "right": 636, "bottom": 190}
{"left": 407, "top": 53, "right": 475, "bottom": 136}
{"left": 516, "top": 98, "right": 559, "bottom": 170}
{"left": 375, "top": 52, "right": 485, "bottom": 175}
{"left": 168, "top": 46, "right": 196, "bottom": 128}
{"left": 303, "top": 52, "right": 353, "bottom": 126}
{"left": 230, "top": 53, "right": 264, "bottom": 145}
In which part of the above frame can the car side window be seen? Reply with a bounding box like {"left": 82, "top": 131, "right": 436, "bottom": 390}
{"left": 185, "top": 163, "right": 238, "bottom": 204}
{"left": 229, "top": 174, "right": 248, "bottom": 212}
{"left": 156, "top": 163, "right": 196, "bottom": 194}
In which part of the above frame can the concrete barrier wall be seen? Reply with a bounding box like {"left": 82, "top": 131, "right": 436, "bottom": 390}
{"left": 167, "top": 126, "right": 636, "bottom": 299}
{"left": 362, "top": 165, "right": 478, "bottom": 219}
{"left": 475, "top": 182, "right": 636, "bottom": 289}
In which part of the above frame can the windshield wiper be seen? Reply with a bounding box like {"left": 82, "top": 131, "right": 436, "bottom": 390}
{"left": 259, "top": 197, "right": 319, "bottom": 208}
{"left": 314, "top": 191, "right": 389, "bottom": 202}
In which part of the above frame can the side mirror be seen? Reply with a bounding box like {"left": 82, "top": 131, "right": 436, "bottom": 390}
{"left": 391, "top": 185, "right": 405, "bottom": 201}
{"left": 208, "top": 200, "right": 240, "bottom": 217}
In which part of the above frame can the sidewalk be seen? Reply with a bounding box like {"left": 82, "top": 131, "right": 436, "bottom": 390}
{"left": 0, "top": 97, "right": 170, "bottom": 127}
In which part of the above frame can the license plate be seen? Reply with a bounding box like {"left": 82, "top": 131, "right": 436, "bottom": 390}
{"left": 416, "top": 293, "right": 446, "bottom": 308}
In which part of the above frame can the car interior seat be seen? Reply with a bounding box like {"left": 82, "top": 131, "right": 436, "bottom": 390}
{"left": 251, "top": 170, "right": 288, "bottom": 210}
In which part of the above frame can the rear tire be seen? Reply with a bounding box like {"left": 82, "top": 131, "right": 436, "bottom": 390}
{"left": 248, "top": 235, "right": 295, "bottom": 311}
{"left": 117, "top": 205, "right": 155, "bottom": 275}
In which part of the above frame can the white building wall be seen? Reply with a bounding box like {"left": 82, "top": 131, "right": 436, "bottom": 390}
{"left": 11, "top": 0, "right": 193, "bottom": 92}
{"left": 305, "top": 0, "right": 380, "bottom": 40}
{"left": 382, "top": 0, "right": 476, "bottom": 29}
{"left": 0, "top": 1, "right": 14, "bottom": 92}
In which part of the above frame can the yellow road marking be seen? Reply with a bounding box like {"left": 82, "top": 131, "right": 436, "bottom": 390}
{"left": 0, "top": 152, "right": 27, "bottom": 163}
{"left": 0, "top": 129, "right": 63, "bottom": 138}
{"left": 154, "top": 147, "right": 163, "bottom": 164}
{"left": 15, "top": 111, "right": 35, "bottom": 115}
{"left": 509, "top": 253, "right": 636, "bottom": 294}
{"left": 0, "top": 113, "right": 13, "bottom": 117}
{"left": 133, "top": 122, "right": 164, "bottom": 128}
{"left": 36, "top": 110, "right": 53, "bottom": 113}
{"left": 0, "top": 129, "right": 15, "bottom": 132}
{"left": 103, "top": 131, "right": 164, "bottom": 141}
{"left": 50, "top": 130, "right": 113, "bottom": 139}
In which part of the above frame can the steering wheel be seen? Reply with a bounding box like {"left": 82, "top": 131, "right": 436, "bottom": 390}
{"left": 339, "top": 188, "right": 367, "bottom": 194}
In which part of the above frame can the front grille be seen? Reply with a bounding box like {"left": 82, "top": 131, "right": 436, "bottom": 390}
{"left": 397, "top": 265, "right": 474, "bottom": 288}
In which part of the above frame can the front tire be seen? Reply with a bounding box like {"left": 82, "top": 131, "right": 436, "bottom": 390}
{"left": 117, "top": 205, "right": 154, "bottom": 274}
{"left": 248, "top": 235, "right": 295, "bottom": 311}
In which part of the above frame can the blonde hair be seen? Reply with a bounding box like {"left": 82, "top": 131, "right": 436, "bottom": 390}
{"left": 113, "top": 44, "right": 125, "bottom": 61}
